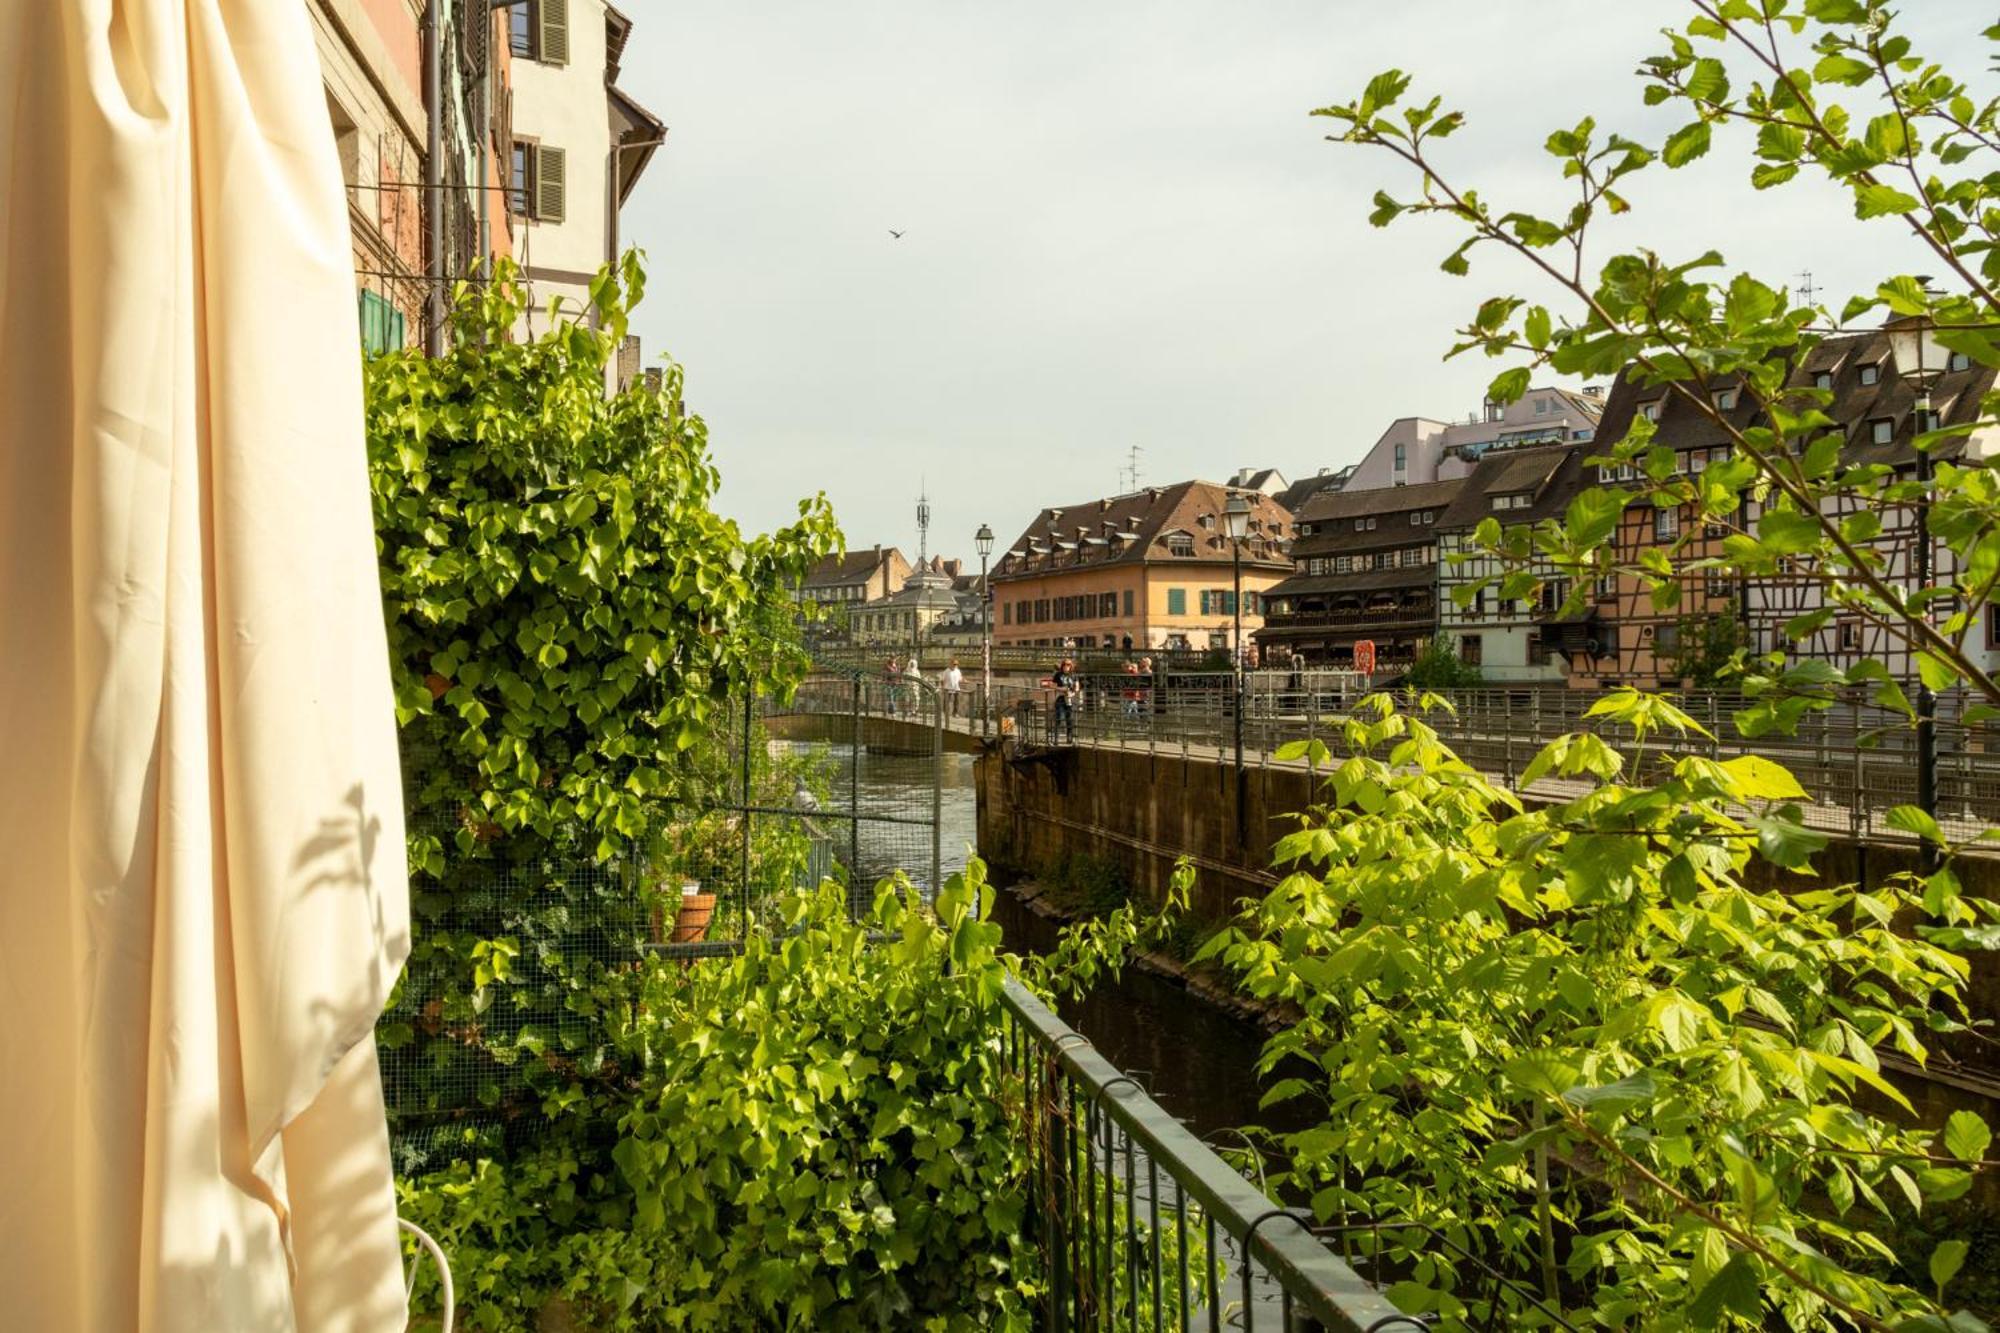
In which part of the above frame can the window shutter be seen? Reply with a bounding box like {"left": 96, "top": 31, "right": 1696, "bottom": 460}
{"left": 535, "top": 145, "right": 566, "bottom": 222}
{"left": 539, "top": 0, "right": 570, "bottom": 65}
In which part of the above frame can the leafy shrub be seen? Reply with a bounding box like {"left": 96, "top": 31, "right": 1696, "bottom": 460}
{"left": 1201, "top": 693, "right": 1995, "bottom": 1329}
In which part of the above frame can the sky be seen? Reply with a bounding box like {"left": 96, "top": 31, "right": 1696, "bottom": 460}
{"left": 615, "top": 2, "right": 1977, "bottom": 562}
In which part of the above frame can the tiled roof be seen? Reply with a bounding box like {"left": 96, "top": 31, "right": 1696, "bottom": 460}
{"left": 1265, "top": 567, "right": 1433, "bottom": 598}
{"left": 1437, "top": 444, "right": 1585, "bottom": 530}
{"left": 802, "top": 547, "right": 903, "bottom": 587}
{"left": 992, "top": 480, "right": 1293, "bottom": 581}
{"left": 1591, "top": 328, "right": 1995, "bottom": 468}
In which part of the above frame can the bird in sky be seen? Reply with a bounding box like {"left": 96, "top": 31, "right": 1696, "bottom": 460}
{"left": 888, "top": 229, "right": 905, "bottom": 239}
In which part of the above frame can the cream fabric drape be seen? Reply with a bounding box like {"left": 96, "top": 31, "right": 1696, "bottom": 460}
{"left": 0, "top": 1, "right": 411, "bottom": 1329}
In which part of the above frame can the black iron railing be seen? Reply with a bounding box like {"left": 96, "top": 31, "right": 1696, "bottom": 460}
{"left": 1000, "top": 976, "right": 1407, "bottom": 1332}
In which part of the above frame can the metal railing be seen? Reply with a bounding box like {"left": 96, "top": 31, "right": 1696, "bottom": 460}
{"left": 805, "top": 666, "right": 2000, "bottom": 844}
{"left": 1001, "top": 976, "right": 1408, "bottom": 1332}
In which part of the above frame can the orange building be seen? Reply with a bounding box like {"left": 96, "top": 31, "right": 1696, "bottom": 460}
{"left": 990, "top": 481, "right": 1293, "bottom": 654}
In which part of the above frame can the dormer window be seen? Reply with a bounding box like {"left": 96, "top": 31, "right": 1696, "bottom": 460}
{"left": 1859, "top": 362, "right": 1881, "bottom": 386}
{"left": 1950, "top": 351, "right": 1972, "bottom": 372}
{"left": 1869, "top": 418, "right": 1893, "bottom": 445}
{"left": 1491, "top": 493, "right": 1531, "bottom": 511}
{"left": 1715, "top": 388, "right": 1738, "bottom": 410}
{"left": 1639, "top": 401, "right": 1661, "bottom": 423}
{"left": 1813, "top": 370, "right": 1833, "bottom": 391}
{"left": 1423, "top": 510, "right": 1435, "bottom": 525}
{"left": 1166, "top": 532, "right": 1196, "bottom": 557}
{"left": 1410, "top": 511, "right": 1423, "bottom": 526}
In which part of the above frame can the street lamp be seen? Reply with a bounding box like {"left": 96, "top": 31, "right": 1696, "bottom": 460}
{"left": 1223, "top": 492, "right": 1252, "bottom": 841}
{"left": 1885, "top": 309, "right": 1947, "bottom": 871}
{"left": 976, "top": 523, "right": 995, "bottom": 739}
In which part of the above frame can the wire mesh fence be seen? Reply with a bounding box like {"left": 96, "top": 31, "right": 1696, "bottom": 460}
{"left": 377, "top": 666, "right": 946, "bottom": 1162}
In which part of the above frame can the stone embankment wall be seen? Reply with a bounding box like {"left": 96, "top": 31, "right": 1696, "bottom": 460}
{"left": 975, "top": 743, "right": 2000, "bottom": 1123}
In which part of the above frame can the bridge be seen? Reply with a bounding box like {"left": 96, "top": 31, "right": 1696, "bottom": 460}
{"left": 774, "top": 667, "right": 2000, "bottom": 849}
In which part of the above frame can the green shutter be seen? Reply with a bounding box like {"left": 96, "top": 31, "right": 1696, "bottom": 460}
{"left": 539, "top": 0, "right": 569, "bottom": 65}
{"left": 535, "top": 144, "right": 566, "bottom": 222}
{"left": 1167, "top": 588, "right": 1186, "bottom": 616}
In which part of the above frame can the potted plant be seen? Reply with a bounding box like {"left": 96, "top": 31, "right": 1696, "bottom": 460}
{"left": 669, "top": 880, "right": 716, "bottom": 943}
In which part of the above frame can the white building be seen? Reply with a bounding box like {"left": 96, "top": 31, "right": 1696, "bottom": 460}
{"left": 1340, "top": 386, "right": 1603, "bottom": 492}
{"left": 507, "top": 1, "right": 663, "bottom": 352}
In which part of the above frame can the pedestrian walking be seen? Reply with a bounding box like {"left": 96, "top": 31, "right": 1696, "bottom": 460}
{"left": 884, "top": 655, "right": 901, "bottom": 716}
{"left": 1051, "top": 657, "right": 1079, "bottom": 744}
{"left": 942, "top": 659, "right": 964, "bottom": 719}
{"left": 903, "top": 654, "right": 923, "bottom": 717}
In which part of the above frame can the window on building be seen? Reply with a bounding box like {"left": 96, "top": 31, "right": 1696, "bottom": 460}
{"left": 1859, "top": 362, "right": 1881, "bottom": 386}
{"left": 1706, "top": 571, "right": 1736, "bottom": 601}
{"left": 509, "top": 0, "right": 569, "bottom": 63}
{"left": 1100, "top": 592, "right": 1117, "bottom": 617}
{"left": 1640, "top": 401, "right": 1661, "bottom": 422}
{"left": 1394, "top": 442, "right": 1407, "bottom": 469}
{"left": 1002, "top": 603, "right": 1012, "bottom": 625}
{"left": 510, "top": 140, "right": 566, "bottom": 222}
{"left": 1460, "top": 635, "right": 1483, "bottom": 665}
{"left": 1916, "top": 408, "right": 1940, "bottom": 434}
{"left": 1813, "top": 370, "right": 1834, "bottom": 391}
{"left": 1198, "top": 590, "right": 1211, "bottom": 615}
{"left": 1526, "top": 631, "right": 1543, "bottom": 663}
{"left": 1422, "top": 510, "right": 1434, "bottom": 525}
{"left": 1167, "top": 588, "right": 1186, "bottom": 615}
{"left": 1335, "top": 556, "right": 1353, "bottom": 574}
{"left": 1534, "top": 398, "right": 1548, "bottom": 415}
{"left": 1471, "top": 588, "right": 1486, "bottom": 617}
{"left": 1654, "top": 507, "right": 1679, "bottom": 542}
{"left": 1122, "top": 588, "right": 1133, "bottom": 617}
{"left": 1374, "top": 552, "right": 1394, "bottom": 570}
{"left": 1035, "top": 598, "right": 1049, "bottom": 623}
{"left": 1837, "top": 620, "right": 1861, "bottom": 652}
{"left": 1987, "top": 605, "right": 2000, "bottom": 650}
{"left": 1402, "top": 547, "right": 1423, "bottom": 567}
{"left": 1410, "top": 511, "right": 1423, "bottom": 526}
{"left": 1951, "top": 351, "right": 1973, "bottom": 372}
{"left": 1869, "top": 418, "right": 1894, "bottom": 445}
{"left": 1715, "top": 387, "right": 1738, "bottom": 410}
{"left": 1167, "top": 532, "right": 1195, "bottom": 557}
{"left": 1596, "top": 573, "right": 1615, "bottom": 600}
{"left": 1655, "top": 623, "right": 1680, "bottom": 653}
{"left": 357, "top": 290, "right": 406, "bottom": 356}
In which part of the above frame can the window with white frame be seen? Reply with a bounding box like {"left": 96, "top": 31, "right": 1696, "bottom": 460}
{"left": 1869, "top": 418, "right": 1893, "bottom": 445}
{"left": 1654, "top": 507, "right": 1679, "bottom": 542}
{"left": 1813, "top": 370, "right": 1833, "bottom": 390}
{"left": 1859, "top": 362, "right": 1881, "bottom": 386}
{"left": 1640, "top": 401, "right": 1661, "bottom": 422}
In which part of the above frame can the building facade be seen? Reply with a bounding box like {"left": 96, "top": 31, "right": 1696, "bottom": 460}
{"left": 1255, "top": 478, "right": 1463, "bottom": 668}
{"left": 507, "top": 0, "right": 664, "bottom": 346}
{"left": 1339, "top": 385, "right": 1603, "bottom": 492}
{"left": 1434, "top": 444, "right": 1588, "bottom": 682}
{"left": 990, "top": 482, "right": 1293, "bottom": 653}
{"left": 1559, "top": 331, "right": 1997, "bottom": 690}
{"left": 314, "top": 0, "right": 515, "bottom": 355}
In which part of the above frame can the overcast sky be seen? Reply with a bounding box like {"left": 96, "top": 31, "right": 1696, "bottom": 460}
{"left": 616, "top": 2, "right": 1976, "bottom": 561}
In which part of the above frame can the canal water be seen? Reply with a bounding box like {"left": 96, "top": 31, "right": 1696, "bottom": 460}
{"left": 778, "top": 738, "right": 1279, "bottom": 1145}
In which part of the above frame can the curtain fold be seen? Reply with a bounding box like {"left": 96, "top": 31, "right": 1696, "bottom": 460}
{"left": 0, "top": 1, "right": 411, "bottom": 1328}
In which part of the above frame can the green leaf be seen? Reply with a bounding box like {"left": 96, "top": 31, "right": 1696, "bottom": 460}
{"left": 1943, "top": 1111, "right": 1991, "bottom": 1164}
{"left": 1687, "top": 1252, "right": 1763, "bottom": 1326}
{"left": 1562, "top": 1072, "right": 1657, "bottom": 1115}
{"left": 1931, "top": 1238, "right": 1969, "bottom": 1296}
{"left": 1886, "top": 804, "right": 1944, "bottom": 845}
{"left": 1854, "top": 183, "right": 1920, "bottom": 218}
{"left": 1662, "top": 120, "right": 1713, "bottom": 168}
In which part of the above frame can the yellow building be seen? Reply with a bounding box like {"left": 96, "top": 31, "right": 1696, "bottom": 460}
{"left": 990, "top": 481, "right": 1293, "bottom": 654}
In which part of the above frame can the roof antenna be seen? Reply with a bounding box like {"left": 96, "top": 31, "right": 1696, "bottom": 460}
{"left": 1794, "top": 269, "right": 1817, "bottom": 309}
{"left": 915, "top": 480, "right": 930, "bottom": 568}
{"left": 1119, "top": 445, "right": 1144, "bottom": 492}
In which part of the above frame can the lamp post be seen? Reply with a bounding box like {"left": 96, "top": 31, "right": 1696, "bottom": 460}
{"left": 976, "top": 523, "right": 995, "bottom": 739}
{"left": 1224, "top": 493, "right": 1252, "bottom": 841}
{"left": 1885, "top": 309, "right": 1947, "bottom": 872}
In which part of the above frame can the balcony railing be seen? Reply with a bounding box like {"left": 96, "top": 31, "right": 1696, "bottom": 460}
{"left": 1001, "top": 976, "right": 1408, "bottom": 1331}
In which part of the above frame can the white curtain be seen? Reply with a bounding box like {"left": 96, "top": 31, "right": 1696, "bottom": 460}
{"left": 0, "top": 1, "right": 411, "bottom": 1329}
